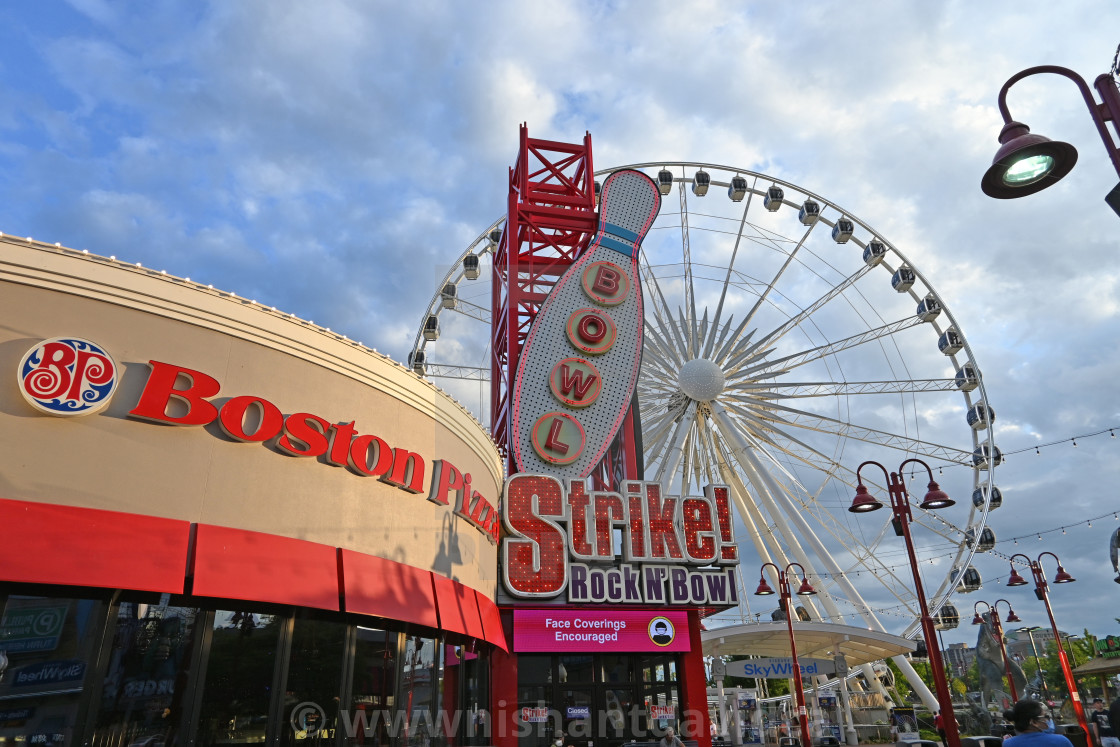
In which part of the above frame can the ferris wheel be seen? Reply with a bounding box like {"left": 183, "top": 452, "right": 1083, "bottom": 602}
{"left": 410, "top": 160, "right": 1001, "bottom": 659}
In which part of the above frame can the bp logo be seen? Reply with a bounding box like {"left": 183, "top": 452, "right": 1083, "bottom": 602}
{"left": 19, "top": 337, "right": 119, "bottom": 416}
{"left": 648, "top": 616, "right": 675, "bottom": 647}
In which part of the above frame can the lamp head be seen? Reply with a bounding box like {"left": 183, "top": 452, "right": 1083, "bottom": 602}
{"left": 755, "top": 577, "right": 776, "bottom": 596}
{"left": 920, "top": 480, "right": 954, "bottom": 510}
{"left": 1005, "top": 608, "right": 1022, "bottom": 623}
{"left": 1053, "top": 565, "right": 1075, "bottom": 583}
{"left": 971, "top": 612, "right": 984, "bottom": 625}
{"left": 849, "top": 484, "right": 883, "bottom": 513}
{"left": 1006, "top": 567, "right": 1029, "bottom": 586}
{"left": 981, "top": 121, "right": 1078, "bottom": 199}
{"left": 796, "top": 579, "right": 817, "bottom": 596}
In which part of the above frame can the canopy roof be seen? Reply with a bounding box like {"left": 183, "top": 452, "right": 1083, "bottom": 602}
{"left": 702, "top": 621, "right": 916, "bottom": 666}
{"left": 1072, "top": 656, "right": 1120, "bottom": 676}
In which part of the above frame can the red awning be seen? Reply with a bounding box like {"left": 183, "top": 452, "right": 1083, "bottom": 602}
{"left": 477, "top": 593, "right": 508, "bottom": 651}
{"left": 340, "top": 550, "right": 438, "bottom": 629}
{"left": 191, "top": 524, "right": 339, "bottom": 611}
{"left": 0, "top": 498, "right": 190, "bottom": 594}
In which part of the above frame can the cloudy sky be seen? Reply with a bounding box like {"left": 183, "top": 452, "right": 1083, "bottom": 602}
{"left": 3, "top": 1, "right": 1120, "bottom": 652}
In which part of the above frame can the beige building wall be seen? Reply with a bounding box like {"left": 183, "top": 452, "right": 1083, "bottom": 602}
{"left": 0, "top": 237, "right": 502, "bottom": 598}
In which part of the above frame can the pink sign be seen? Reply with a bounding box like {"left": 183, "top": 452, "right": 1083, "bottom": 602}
{"left": 514, "top": 609, "right": 690, "bottom": 652}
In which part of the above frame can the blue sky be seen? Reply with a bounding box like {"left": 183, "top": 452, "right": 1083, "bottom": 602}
{"left": 3, "top": 1, "right": 1120, "bottom": 652}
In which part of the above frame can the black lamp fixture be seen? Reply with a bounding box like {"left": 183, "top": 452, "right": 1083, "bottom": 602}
{"left": 981, "top": 121, "right": 1078, "bottom": 198}
{"left": 982, "top": 53, "right": 1120, "bottom": 218}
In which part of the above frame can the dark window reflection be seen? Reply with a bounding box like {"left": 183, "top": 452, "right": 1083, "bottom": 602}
{"left": 445, "top": 645, "right": 489, "bottom": 747}
{"left": 195, "top": 610, "right": 281, "bottom": 747}
{"left": 93, "top": 601, "right": 201, "bottom": 747}
{"left": 0, "top": 594, "right": 103, "bottom": 747}
{"left": 281, "top": 615, "right": 345, "bottom": 747}
{"left": 398, "top": 636, "right": 438, "bottom": 747}
{"left": 347, "top": 627, "right": 398, "bottom": 747}
{"left": 517, "top": 656, "right": 551, "bottom": 685}
{"left": 557, "top": 656, "right": 592, "bottom": 684}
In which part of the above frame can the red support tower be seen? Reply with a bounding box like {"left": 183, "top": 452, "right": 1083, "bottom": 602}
{"left": 491, "top": 124, "right": 599, "bottom": 473}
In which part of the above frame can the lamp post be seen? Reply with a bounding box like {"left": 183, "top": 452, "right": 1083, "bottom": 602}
{"left": 755, "top": 562, "right": 817, "bottom": 747}
{"left": 1018, "top": 626, "right": 1049, "bottom": 698}
{"left": 1061, "top": 635, "right": 1081, "bottom": 664}
{"left": 1006, "top": 552, "right": 1089, "bottom": 738}
{"left": 847, "top": 459, "right": 961, "bottom": 747}
{"left": 981, "top": 60, "right": 1120, "bottom": 217}
{"left": 972, "top": 600, "right": 1023, "bottom": 701}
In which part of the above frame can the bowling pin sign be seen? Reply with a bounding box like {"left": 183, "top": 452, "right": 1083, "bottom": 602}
{"left": 512, "top": 169, "right": 661, "bottom": 478}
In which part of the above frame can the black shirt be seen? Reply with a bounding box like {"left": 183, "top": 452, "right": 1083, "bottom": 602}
{"left": 1091, "top": 708, "right": 1114, "bottom": 737}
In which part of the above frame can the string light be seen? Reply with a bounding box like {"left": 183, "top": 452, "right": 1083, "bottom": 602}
{"left": 937, "top": 426, "right": 1120, "bottom": 469}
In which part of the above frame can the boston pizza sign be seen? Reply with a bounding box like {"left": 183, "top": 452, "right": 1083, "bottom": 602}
{"left": 15, "top": 339, "right": 499, "bottom": 545}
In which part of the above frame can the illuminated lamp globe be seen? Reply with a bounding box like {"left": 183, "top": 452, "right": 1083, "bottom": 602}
{"left": 678, "top": 358, "right": 725, "bottom": 402}
{"left": 981, "top": 121, "right": 1078, "bottom": 199}
{"left": 920, "top": 480, "right": 954, "bottom": 509}
{"left": 848, "top": 484, "right": 883, "bottom": 513}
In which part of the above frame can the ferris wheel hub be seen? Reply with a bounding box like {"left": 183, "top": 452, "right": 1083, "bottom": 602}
{"left": 677, "top": 358, "right": 726, "bottom": 402}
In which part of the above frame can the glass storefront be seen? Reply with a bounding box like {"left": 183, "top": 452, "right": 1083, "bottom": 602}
{"left": 0, "top": 594, "right": 105, "bottom": 747}
{"left": 0, "top": 588, "right": 488, "bottom": 747}
{"left": 92, "top": 600, "right": 202, "bottom": 747}
{"left": 516, "top": 653, "right": 680, "bottom": 747}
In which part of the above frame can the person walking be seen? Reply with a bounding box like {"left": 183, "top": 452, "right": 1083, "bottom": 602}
{"left": 1090, "top": 698, "right": 1119, "bottom": 747}
{"left": 1002, "top": 700, "right": 1074, "bottom": 747}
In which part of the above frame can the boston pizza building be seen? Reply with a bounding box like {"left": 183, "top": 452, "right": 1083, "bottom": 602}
{"left": 0, "top": 238, "right": 504, "bottom": 747}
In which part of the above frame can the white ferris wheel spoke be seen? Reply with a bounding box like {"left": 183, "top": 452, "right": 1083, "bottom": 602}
{"left": 735, "top": 316, "right": 926, "bottom": 380}
{"left": 705, "top": 185, "right": 758, "bottom": 359}
{"left": 740, "top": 222, "right": 819, "bottom": 334}
{"left": 752, "top": 264, "right": 874, "bottom": 351}
{"left": 733, "top": 400, "right": 972, "bottom": 465}
{"left": 739, "top": 378, "right": 961, "bottom": 398}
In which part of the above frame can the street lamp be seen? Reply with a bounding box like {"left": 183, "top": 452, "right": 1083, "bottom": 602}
{"left": 972, "top": 600, "right": 1023, "bottom": 701}
{"left": 1061, "top": 634, "right": 1081, "bottom": 664}
{"left": 981, "top": 60, "right": 1120, "bottom": 217}
{"left": 755, "top": 562, "right": 817, "bottom": 747}
{"left": 1018, "top": 626, "right": 1049, "bottom": 698}
{"left": 847, "top": 459, "right": 961, "bottom": 747}
{"left": 1006, "top": 552, "right": 1089, "bottom": 738}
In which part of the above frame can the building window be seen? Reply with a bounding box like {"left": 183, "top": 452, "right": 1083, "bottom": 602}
{"left": 91, "top": 599, "right": 202, "bottom": 747}
{"left": 194, "top": 610, "right": 283, "bottom": 747}
{"left": 0, "top": 593, "right": 106, "bottom": 747}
